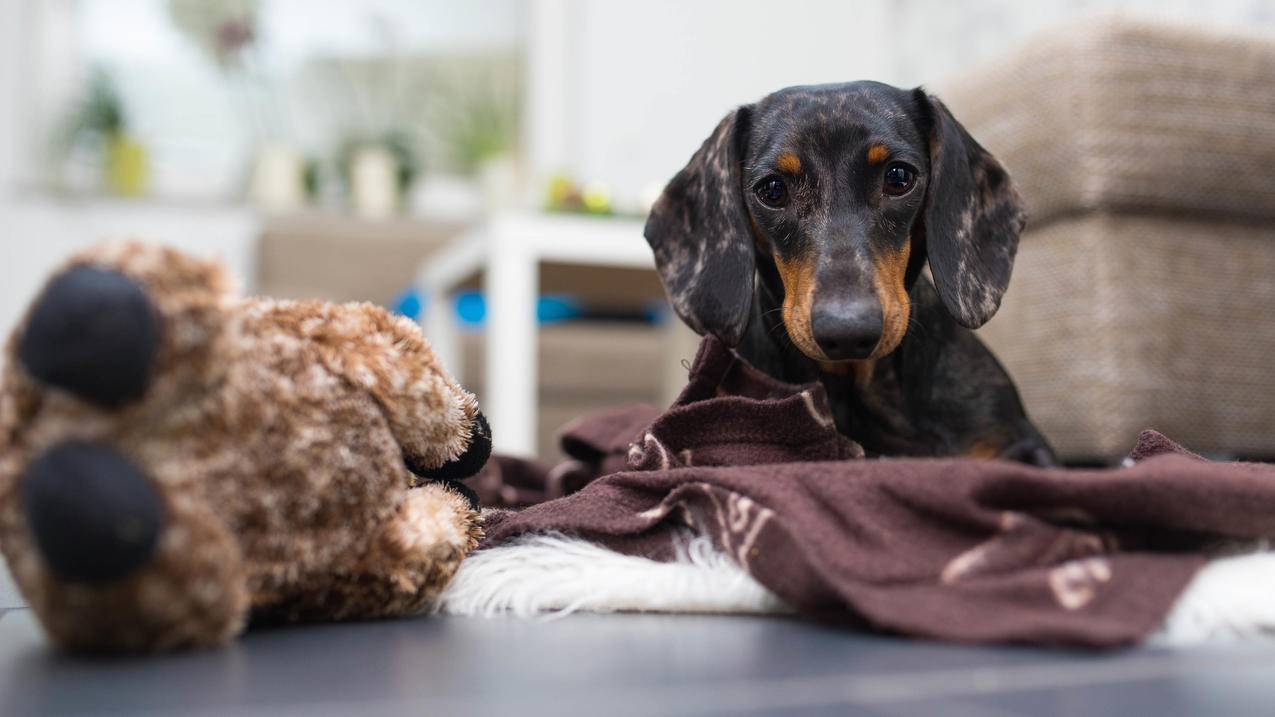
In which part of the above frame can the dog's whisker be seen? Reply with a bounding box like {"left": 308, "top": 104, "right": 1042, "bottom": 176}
{"left": 904, "top": 313, "right": 930, "bottom": 342}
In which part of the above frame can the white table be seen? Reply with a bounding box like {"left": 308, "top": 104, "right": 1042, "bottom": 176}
{"left": 418, "top": 212, "right": 654, "bottom": 457}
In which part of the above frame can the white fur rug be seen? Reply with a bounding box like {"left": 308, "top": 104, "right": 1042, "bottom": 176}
{"left": 440, "top": 531, "right": 787, "bottom": 619}
{"left": 439, "top": 532, "right": 1275, "bottom": 644}
{"left": 1154, "top": 547, "right": 1275, "bottom": 644}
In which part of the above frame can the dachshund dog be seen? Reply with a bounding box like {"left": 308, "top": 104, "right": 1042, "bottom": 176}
{"left": 645, "top": 82, "right": 1056, "bottom": 465}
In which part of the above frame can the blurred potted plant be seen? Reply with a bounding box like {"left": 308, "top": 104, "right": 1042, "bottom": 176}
{"left": 435, "top": 83, "right": 518, "bottom": 176}
{"left": 289, "top": 47, "right": 520, "bottom": 218}
{"left": 338, "top": 131, "right": 420, "bottom": 218}
{"left": 424, "top": 57, "right": 522, "bottom": 212}
{"left": 59, "top": 69, "right": 149, "bottom": 197}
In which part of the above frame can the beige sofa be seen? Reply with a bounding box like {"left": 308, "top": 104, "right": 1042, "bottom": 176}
{"left": 943, "top": 20, "right": 1275, "bottom": 461}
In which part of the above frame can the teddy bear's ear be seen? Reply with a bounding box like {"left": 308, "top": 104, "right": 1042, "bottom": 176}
{"left": 18, "top": 265, "right": 161, "bottom": 407}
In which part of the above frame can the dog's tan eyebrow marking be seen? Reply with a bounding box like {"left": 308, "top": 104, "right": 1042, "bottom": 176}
{"left": 776, "top": 152, "right": 802, "bottom": 173}
{"left": 866, "top": 143, "right": 890, "bottom": 165}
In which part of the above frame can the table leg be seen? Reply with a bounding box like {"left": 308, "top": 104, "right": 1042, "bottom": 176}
{"left": 418, "top": 227, "right": 487, "bottom": 395}
{"left": 424, "top": 286, "right": 461, "bottom": 379}
{"left": 486, "top": 234, "right": 538, "bottom": 457}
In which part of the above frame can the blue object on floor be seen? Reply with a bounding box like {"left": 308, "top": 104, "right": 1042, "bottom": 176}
{"left": 537, "top": 294, "right": 581, "bottom": 323}
{"left": 454, "top": 290, "right": 581, "bottom": 326}
{"left": 393, "top": 286, "right": 617, "bottom": 326}
{"left": 645, "top": 299, "right": 672, "bottom": 325}
{"left": 455, "top": 291, "right": 484, "bottom": 324}
{"left": 392, "top": 288, "right": 424, "bottom": 320}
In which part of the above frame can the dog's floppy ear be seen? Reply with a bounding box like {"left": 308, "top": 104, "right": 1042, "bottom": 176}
{"left": 644, "top": 106, "right": 755, "bottom": 345}
{"left": 913, "top": 90, "right": 1026, "bottom": 329}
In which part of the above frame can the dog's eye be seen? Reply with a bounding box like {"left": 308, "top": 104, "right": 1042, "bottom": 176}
{"left": 882, "top": 163, "right": 917, "bottom": 196}
{"left": 755, "top": 176, "right": 789, "bottom": 208}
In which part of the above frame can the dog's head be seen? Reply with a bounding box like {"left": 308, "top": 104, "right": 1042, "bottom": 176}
{"left": 645, "top": 81, "right": 1025, "bottom": 362}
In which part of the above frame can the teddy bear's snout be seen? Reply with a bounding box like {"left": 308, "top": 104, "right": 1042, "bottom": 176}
{"left": 421, "top": 411, "right": 492, "bottom": 483}
{"left": 405, "top": 411, "right": 491, "bottom": 509}
{"left": 18, "top": 265, "right": 161, "bottom": 408}
{"left": 21, "top": 441, "right": 165, "bottom": 584}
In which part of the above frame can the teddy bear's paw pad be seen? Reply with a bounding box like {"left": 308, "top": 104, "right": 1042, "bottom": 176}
{"left": 23, "top": 441, "right": 164, "bottom": 583}
{"left": 18, "top": 265, "right": 160, "bottom": 408}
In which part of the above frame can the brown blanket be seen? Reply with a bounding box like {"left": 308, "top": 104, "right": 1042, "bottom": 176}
{"left": 474, "top": 337, "right": 1275, "bottom": 646}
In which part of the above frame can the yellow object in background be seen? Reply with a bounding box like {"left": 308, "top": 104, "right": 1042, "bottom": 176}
{"left": 543, "top": 171, "right": 614, "bottom": 215}
{"left": 580, "top": 182, "right": 612, "bottom": 214}
{"left": 544, "top": 171, "right": 576, "bottom": 210}
{"left": 105, "top": 133, "right": 148, "bottom": 197}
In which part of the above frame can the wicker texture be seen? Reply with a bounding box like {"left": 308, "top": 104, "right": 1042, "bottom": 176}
{"left": 944, "top": 20, "right": 1275, "bottom": 460}
{"left": 979, "top": 213, "right": 1275, "bottom": 459}
{"left": 941, "top": 20, "right": 1275, "bottom": 227}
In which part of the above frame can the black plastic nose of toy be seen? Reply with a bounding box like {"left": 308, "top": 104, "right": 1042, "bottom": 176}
{"left": 811, "top": 299, "right": 883, "bottom": 361}
{"left": 421, "top": 411, "right": 492, "bottom": 483}
{"left": 22, "top": 441, "right": 164, "bottom": 584}
{"left": 17, "top": 265, "right": 160, "bottom": 408}
{"left": 405, "top": 411, "right": 491, "bottom": 510}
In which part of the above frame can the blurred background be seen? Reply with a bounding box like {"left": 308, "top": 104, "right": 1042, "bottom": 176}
{"left": 1, "top": 0, "right": 1274, "bottom": 462}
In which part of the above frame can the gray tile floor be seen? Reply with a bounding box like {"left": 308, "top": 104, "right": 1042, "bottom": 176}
{"left": 5, "top": 561, "right": 1275, "bottom": 716}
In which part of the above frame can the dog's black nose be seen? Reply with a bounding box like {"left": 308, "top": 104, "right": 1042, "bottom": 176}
{"left": 811, "top": 299, "right": 882, "bottom": 361}
{"left": 17, "top": 265, "right": 160, "bottom": 408}
{"left": 22, "top": 441, "right": 164, "bottom": 584}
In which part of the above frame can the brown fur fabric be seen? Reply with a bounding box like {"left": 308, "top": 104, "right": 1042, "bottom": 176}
{"left": 0, "top": 242, "right": 484, "bottom": 652}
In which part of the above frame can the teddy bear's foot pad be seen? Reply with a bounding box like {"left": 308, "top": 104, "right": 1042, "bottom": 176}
{"left": 22, "top": 441, "right": 163, "bottom": 583}
{"left": 17, "top": 265, "right": 159, "bottom": 408}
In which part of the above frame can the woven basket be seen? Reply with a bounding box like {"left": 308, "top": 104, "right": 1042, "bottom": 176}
{"left": 980, "top": 213, "right": 1275, "bottom": 460}
{"left": 940, "top": 19, "right": 1275, "bottom": 227}
{"left": 942, "top": 20, "right": 1275, "bottom": 460}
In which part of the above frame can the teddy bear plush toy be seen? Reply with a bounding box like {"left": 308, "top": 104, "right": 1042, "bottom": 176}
{"left": 0, "top": 242, "right": 490, "bottom": 652}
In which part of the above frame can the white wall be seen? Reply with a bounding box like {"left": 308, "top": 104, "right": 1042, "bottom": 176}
{"left": 9, "top": 0, "right": 84, "bottom": 193}
{"left": 526, "top": 0, "right": 890, "bottom": 210}
{"left": 0, "top": 0, "right": 21, "bottom": 198}
{"left": 528, "top": 0, "right": 1275, "bottom": 210}
{"left": 0, "top": 0, "right": 79, "bottom": 196}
